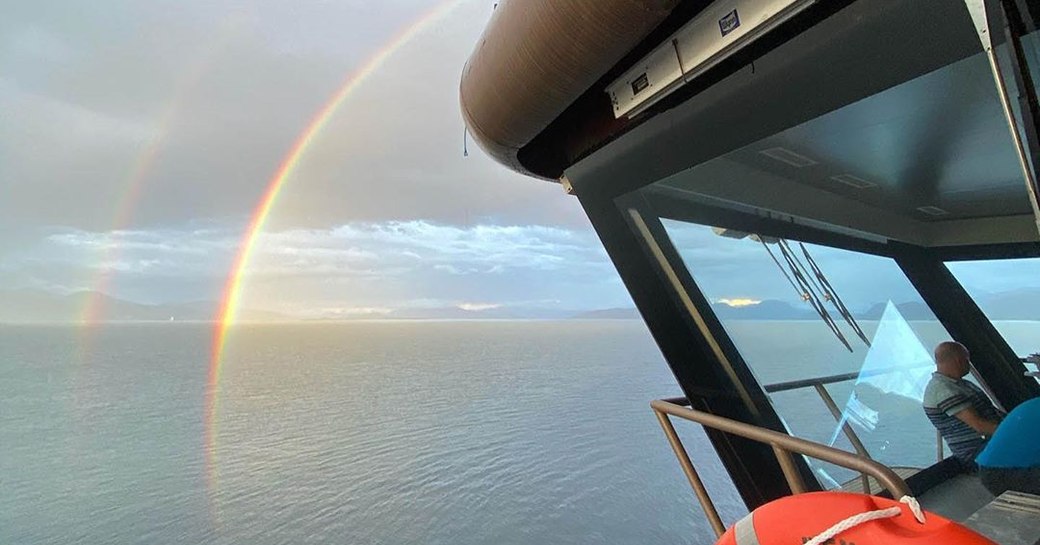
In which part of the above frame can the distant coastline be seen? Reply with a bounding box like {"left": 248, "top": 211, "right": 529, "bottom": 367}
{"left": 3, "top": 288, "right": 1039, "bottom": 324}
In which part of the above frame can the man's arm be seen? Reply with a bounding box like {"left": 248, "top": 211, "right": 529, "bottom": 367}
{"left": 954, "top": 407, "right": 1000, "bottom": 437}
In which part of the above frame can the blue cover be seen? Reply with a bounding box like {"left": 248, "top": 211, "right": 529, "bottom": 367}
{"left": 976, "top": 397, "right": 1040, "bottom": 468}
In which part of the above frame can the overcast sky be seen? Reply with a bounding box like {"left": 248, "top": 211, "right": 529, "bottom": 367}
{"left": 3, "top": 0, "right": 1039, "bottom": 320}
{"left": 1, "top": 0, "right": 628, "bottom": 318}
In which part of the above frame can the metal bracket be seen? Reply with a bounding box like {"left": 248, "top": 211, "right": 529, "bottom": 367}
{"left": 559, "top": 175, "right": 575, "bottom": 195}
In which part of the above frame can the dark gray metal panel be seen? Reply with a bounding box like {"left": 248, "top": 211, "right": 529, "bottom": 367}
{"left": 561, "top": 0, "right": 1040, "bottom": 246}
{"left": 642, "top": 187, "right": 895, "bottom": 257}
{"left": 730, "top": 48, "right": 1030, "bottom": 221}
{"left": 963, "top": 491, "right": 1040, "bottom": 545}
{"left": 936, "top": 240, "right": 1040, "bottom": 260}
{"left": 653, "top": 158, "right": 929, "bottom": 245}
{"left": 566, "top": 0, "right": 982, "bottom": 199}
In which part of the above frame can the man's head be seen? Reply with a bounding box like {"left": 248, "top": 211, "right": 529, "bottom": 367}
{"left": 935, "top": 341, "right": 971, "bottom": 378}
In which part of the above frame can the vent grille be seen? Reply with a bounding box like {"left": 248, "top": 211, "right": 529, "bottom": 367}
{"left": 917, "top": 206, "right": 949, "bottom": 216}
{"left": 759, "top": 147, "right": 817, "bottom": 168}
{"left": 829, "top": 174, "right": 877, "bottom": 189}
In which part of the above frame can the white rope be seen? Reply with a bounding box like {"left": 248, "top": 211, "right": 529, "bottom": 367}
{"left": 802, "top": 496, "right": 926, "bottom": 545}
{"left": 902, "top": 495, "right": 926, "bottom": 524}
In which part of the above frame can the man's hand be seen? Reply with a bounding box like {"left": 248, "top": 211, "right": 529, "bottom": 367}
{"left": 954, "top": 407, "right": 1000, "bottom": 437}
{"left": 1026, "top": 353, "right": 1040, "bottom": 365}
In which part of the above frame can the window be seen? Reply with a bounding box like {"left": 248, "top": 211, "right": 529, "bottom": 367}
{"left": 659, "top": 220, "right": 958, "bottom": 488}
{"left": 947, "top": 258, "right": 1040, "bottom": 359}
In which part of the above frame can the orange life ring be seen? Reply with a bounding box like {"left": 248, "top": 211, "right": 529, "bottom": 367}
{"left": 715, "top": 492, "right": 996, "bottom": 545}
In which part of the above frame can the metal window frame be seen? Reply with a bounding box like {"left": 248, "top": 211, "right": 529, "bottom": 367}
{"left": 577, "top": 179, "right": 1040, "bottom": 510}
{"left": 574, "top": 185, "right": 822, "bottom": 509}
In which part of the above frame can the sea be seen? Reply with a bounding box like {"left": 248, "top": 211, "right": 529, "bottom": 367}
{"left": 1, "top": 321, "right": 745, "bottom": 545}
{"left": 2, "top": 320, "right": 1037, "bottom": 545}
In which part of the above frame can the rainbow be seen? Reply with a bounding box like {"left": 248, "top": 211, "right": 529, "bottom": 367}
{"left": 203, "top": 0, "right": 468, "bottom": 511}
{"left": 79, "top": 139, "right": 161, "bottom": 326}
{"left": 79, "top": 32, "right": 232, "bottom": 328}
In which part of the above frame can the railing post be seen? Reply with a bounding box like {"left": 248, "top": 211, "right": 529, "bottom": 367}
{"left": 651, "top": 398, "right": 912, "bottom": 500}
{"left": 652, "top": 407, "right": 727, "bottom": 538}
{"left": 771, "top": 445, "right": 808, "bottom": 494}
{"left": 813, "top": 383, "right": 872, "bottom": 493}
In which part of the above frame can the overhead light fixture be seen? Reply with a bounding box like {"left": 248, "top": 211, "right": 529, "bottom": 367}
{"left": 829, "top": 174, "right": 877, "bottom": 189}
{"left": 916, "top": 205, "right": 949, "bottom": 216}
{"left": 759, "top": 147, "right": 818, "bottom": 168}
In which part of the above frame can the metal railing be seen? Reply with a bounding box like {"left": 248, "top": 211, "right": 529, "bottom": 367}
{"left": 1024, "top": 357, "right": 1040, "bottom": 382}
{"left": 762, "top": 365, "right": 946, "bottom": 488}
{"left": 651, "top": 397, "right": 912, "bottom": 539}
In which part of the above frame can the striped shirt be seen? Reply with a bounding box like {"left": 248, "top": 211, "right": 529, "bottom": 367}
{"left": 923, "top": 373, "right": 1003, "bottom": 464}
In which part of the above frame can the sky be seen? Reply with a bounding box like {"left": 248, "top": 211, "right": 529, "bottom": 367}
{"left": 2, "top": 0, "right": 1039, "bottom": 321}
{"left": 0, "top": 0, "right": 633, "bottom": 319}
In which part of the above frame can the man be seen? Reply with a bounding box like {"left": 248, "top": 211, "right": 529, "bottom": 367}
{"left": 922, "top": 341, "right": 1005, "bottom": 467}
{"left": 976, "top": 397, "right": 1040, "bottom": 495}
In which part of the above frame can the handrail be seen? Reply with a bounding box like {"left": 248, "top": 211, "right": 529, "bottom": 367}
{"left": 651, "top": 397, "right": 912, "bottom": 538}
{"left": 761, "top": 365, "right": 945, "bottom": 466}
{"left": 762, "top": 363, "right": 932, "bottom": 393}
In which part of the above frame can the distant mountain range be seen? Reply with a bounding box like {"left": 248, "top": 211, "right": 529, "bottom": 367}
{"left": 0, "top": 289, "right": 574, "bottom": 323}
{"left": 570, "top": 308, "right": 642, "bottom": 320}
{"left": 572, "top": 292, "right": 1040, "bottom": 322}
{"left": 570, "top": 301, "right": 821, "bottom": 321}
{"left": 973, "top": 288, "right": 1040, "bottom": 320}
{"left": 0, "top": 290, "right": 287, "bottom": 323}
{"left": 312, "top": 306, "right": 574, "bottom": 321}
{"left": 2, "top": 288, "right": 1037, "bottom": 323}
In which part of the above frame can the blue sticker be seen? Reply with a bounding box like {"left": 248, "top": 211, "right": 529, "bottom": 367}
{"left": 719, "top": 9, "right": 740, "bottom": 36}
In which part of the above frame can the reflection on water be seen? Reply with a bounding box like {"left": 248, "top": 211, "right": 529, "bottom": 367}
{"left": 0, "top": 321, "right": 741, "bottom": 545}
{"left": 3, "top": 319, "right": 1036, "bottom": 544}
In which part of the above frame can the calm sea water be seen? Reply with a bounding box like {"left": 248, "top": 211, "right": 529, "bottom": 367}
{"left": 4, "top": 319, "right": 1037, "bottom": 545}
{"left": 0, "top": 321, "right": 745, "bottom": 545}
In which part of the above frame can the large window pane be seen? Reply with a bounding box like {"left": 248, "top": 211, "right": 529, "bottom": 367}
{"left": 947, "top": 258, "right": 1040, "bottom": 361}
{"left": 660, "top": 220, "right": 960, "bottom": 489}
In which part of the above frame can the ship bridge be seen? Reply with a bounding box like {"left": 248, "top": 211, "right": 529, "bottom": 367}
{"left": 463, "top": 0, "right": 1040, "bottom": 542}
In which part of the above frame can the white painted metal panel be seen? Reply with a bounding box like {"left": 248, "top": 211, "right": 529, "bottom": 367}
{"left": 607, "top": 35, "right": 684, "bottom": 118}
{"left": 607, "top": 0, "right": 814, "bottom": 119}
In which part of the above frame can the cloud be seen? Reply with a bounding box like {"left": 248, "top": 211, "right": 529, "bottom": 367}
{"left": 313, "top": 306, "right": 395, "bottom": 317}
{"left": 716, "top": 298, "right": 761, "bottom": 308}
{"left": 457, "top": 302, "right": 500, "bottom": 311}
{"left": 0, "top": 0, "right": 584, "bottom": 244}
{"left": 12, "top": 219, "right": 628, "bottom": 314}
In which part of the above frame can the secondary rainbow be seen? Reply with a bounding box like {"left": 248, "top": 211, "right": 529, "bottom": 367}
{"left": 204, "top": 0, "right": 469, "bottom": 507}
{"left": 79, "top": 33, "right": 231, "bottom": 328}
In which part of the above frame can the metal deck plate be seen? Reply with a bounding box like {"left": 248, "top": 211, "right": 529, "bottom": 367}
{"left": 963, "top": 490, "right": 1040, "bottom": 545}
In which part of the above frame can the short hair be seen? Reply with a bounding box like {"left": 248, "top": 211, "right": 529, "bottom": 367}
{"left": 934, "top": 341, "right": 967, "bottom": 365}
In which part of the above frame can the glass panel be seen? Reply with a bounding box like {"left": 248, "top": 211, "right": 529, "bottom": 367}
{"left": 660, "top": 220, "right": 962, "bottom": 489}
{"left": 946, "top": 258, "right": 1040, "bottom": 369}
